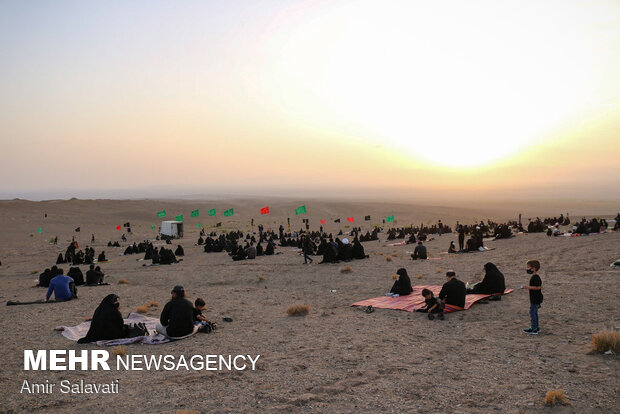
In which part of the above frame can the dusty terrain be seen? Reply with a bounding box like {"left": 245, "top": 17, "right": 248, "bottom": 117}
{"left": 0, "top": 198, "right": 618, "bottom": 413}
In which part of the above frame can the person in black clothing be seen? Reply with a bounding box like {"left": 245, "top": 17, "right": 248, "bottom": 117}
{"left": 78, "top": 294, "right": 127, "bottom": 343}
{"left": 56, "top": 253, "right": 65, "bottom": 264}
{"left": 415, "top": 288, "right": 444, "bottom": 320}
{"left": 86, "top": 265, "right": 105, "bottom": 285}
{"left": 458, "top": 225, "right": 465, "bottom": 251}
{"left": 39, "top": 266, "right": 58, "bottom": 287}
{"left": 411, "top": 242, "right": 427, "bottom": 260}
{"left": 174, "top": 245, "right": 184, "bottom": 256}
{"left": 264, "top": 241, "right": 275, "bottom": 255}
{"left": 521, "top": 260, "right": 543, "bottom": 334}
{"left": 468, "top": 262, "right": 506, "bottom": 297}
{"left": 157, "top": 285, "right": 195, "bottom": 337}
{"left": 388, "top": 268, "right": 413, "bottom": 296}
{"left": 351, "top": 237, "right": 368, "bottom": 259}
{"left": 439, "top": 270, "right": 466, "bottom": 308}
{"left": 448, "top": 241, "right": 457, "bottom": 253}
{"left": 68, "top": 267, "right": 85, "bottom": 286}
{"left": 97, "top": 251, "right": 107, "bottom": 262}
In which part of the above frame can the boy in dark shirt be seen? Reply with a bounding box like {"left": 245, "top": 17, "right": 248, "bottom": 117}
{"left": 194, "top": 297, "right": 216, "bottom": 333}
{"left": 521, "top": 259, "right": 543, "bottom": 335}
{"left": 415, "top": 288, "right": 444, "bottom": 320}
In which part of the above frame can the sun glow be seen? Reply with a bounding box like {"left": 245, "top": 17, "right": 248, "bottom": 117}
{"left": 319, "top": 1, "right": 603, "bottom": 167}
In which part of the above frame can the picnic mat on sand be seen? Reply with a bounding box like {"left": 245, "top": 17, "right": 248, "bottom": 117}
{"left": 352, "top": 285, "right": 514, "bottom": 313}
{"left": 55, "top": 312, "right": 199, "bottom": 346}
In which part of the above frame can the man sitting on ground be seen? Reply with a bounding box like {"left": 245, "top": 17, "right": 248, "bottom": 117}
{"left": 156, "top": 285, "right": 194, "bottom": 337}
{"left": 46, "top": 268, "right": 76, "bottom": 301}
{"left": 439, "top": 270, "right": 466, "bottom": 309}
{"left": 411, "top": 241, "right": 428, "bottom": 260}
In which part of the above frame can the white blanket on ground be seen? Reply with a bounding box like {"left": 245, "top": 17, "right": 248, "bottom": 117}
{"left": 55, "top": 312, "right": 199, "bottom": 346}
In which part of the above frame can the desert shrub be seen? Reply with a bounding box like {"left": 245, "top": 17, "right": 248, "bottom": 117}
{"left": 544, "top": 389, "right": 569, "bottom": 406}
{"left": 118, "top": 279, "right": 130, "bottom": 284}
{"left": 391, "top": 274, "right": 398, "bottom": 279}
{"left": 591, "top": 330, "right": 620, "bottom": 353}
{"left": 110, "top": 345, "right": 126, "bottom": 357}
{"left": 340, "top": 266, "right": 352, "bottom": 274}
{"left": 136, "top": 305, "right": 148, "bottom": 313}
{"left": 386, "top": 255, "right": 392, "bottom": 262}
{"left": 286, "top": 304, "right": 310, "bottom": 316}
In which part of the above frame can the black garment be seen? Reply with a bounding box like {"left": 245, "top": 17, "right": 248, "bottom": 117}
{"left": 458, "top": 230, "right": 465, "bottom": 251}
{"left": 439, "top": 277, "right": 466, "bottom": 308}
{"left": 415, "top": 296, "right": 442, "bottom": 313}
{"left": 471, "top": 262, "right": 505, "bottom": 295}
{"left": 56, "top": 253, "right": 65, "bottom": 264}
{"left": 97, "top": 252, "right": 106, "bottom": 262}
{"left": 529, "top": 274, "right": 543, "bottom": 304}
{"left": 264, "top": 242, "right": 274, "bottom": 255}
{"left": 86, "top": 269, "right": 104, "bottom": 285}
{"left": 412, "top": 244, "right": 427, "bottom": 260}
{"left": 352, "top": 239, "right": 367, "bottom": 259}
{"left": 78, "top": 294, "right": 126, "bottom": 343}
{"left": 68, "top": 267, "right": 85, "bottom": 286}
{"left": 193, "top": 308, "right": 203, "bottom": 322}
{"left": 390, "top": 268, "right": 413, "bottom": 296}
{"left": 175, "top": 245, "right": 185, "bottom": 256}
{"left": 160, "top": 297, "right": 195, "bottom": 337}
{"left": 39, "top": 269, "right": 54, "bottom": 287}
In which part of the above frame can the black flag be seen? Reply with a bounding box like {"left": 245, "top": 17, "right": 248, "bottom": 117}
{"left": 364, "top": 215, "right": 371, "bottom": 221}
{"left": 123, "top": 222, "right": 130, "bottom": 227}
{"left": 74, "top": 227, "right": 80, "bottom": 232}
{"left": 334, "top": 219, "right": 341, "bottom": 223}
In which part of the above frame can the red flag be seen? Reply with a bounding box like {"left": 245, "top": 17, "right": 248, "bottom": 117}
{"left": 320, "top": 219, "right": 325, "bottom": 225}
{"left": 347, "top": 217, "right": 354, "bottom": 222}
{"left": 116, "top": 225, "right": 121, "bottom": 230}
{"left": 260, "top": 206, "right": 270, "bottom": 215}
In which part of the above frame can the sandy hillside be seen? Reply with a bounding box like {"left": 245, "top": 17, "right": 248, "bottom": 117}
{"left": 0, "top": 198, "right": 618, "bottom": 413}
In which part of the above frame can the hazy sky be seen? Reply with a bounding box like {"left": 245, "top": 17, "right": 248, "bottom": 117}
{"left": 1, "top": 0, "right": 619, "bottom": 201}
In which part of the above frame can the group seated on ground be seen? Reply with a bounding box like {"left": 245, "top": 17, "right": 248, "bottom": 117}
{"left": 569, "top": 217, "right": 608, "bottom": 235}
{"left": 107, "top": 241, "right": 121, "bottom": 247}
{"left": 317, "top": 236, "right": 368, "bottom": 263}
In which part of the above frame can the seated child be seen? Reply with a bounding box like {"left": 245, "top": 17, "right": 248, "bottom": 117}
{"left": 415, "top": 288, "right": 445, "bottom": 320}
{"left": 194, "top": 297, "right": 216, "bottom": 333}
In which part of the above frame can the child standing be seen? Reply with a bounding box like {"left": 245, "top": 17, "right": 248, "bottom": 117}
{"left": 521, "top": 260, "right": 543, "bottom": 334}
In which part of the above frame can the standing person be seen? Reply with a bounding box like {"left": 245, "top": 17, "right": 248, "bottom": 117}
{"left": 156, "top": 285, "right": 195, "bottom": 337}
{"left": 302, "top": 235, "right": 313, "bottom": 264}
{"left": 458, "top": 225, "right": 465, "bottom": 251}
{"left": 521, "top": 260, "right": 543, "bottom": 335}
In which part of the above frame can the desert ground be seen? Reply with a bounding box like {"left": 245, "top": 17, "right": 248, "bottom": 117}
{"left": 0, "top": 198, "right": 618, "bottom": 413}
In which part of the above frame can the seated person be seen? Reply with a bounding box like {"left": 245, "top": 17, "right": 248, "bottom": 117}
{"left": 245, "top": 244, "right": 257, "bottom": 259}
{"left": 467, "top": 262, "right": 506, "bottom": 297}
{"left": 39, "top": 266, "right": 57, "bottom": 287}
{"left": 156, "top": 285, "right": 195, "bottom": 337}
{"left": 174, "top": 245, "right": 185, "bottom": 256}
{"left": 415, "top": 288, "right": 444, "bottom": 320}
{"left": 387, "top": 268, "right": 413, "bottom": 296}
{"left": 86, "top": 265, "right": 105, "bottom": 285}
{"left": 193, "top": 297, "right": 209, "bottom": 323}
{"left": 78, "top": 294, "right": 127, "bottom": 343}
{"left": 46, "top": 269, "right": 76, "bottom": 301}
{"left": 352, "top": 237, "right": 368, "bottom": 259}
{"left": 97, "top": 251, "right": 107, "bottom": 262}
{"left": 439, "top": 270, "right": 466, "bottom": 308}
{"left": 411, "top": 241, "right": 428, "bottom": 260}
{"left": 68, "top": 267, "right": 85, "bottom": 286}
{"left": 448, "top": 241, "right": 457, "bottom": 253}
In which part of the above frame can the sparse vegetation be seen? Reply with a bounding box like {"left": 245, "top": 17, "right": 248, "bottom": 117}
{"left": 544, "top": 389, "right": 569, "bottom": 406}
{"left": 386, "top": 255, "right": 392, "bottom": 262}
{"left": 110, "top": 345, "right": 127, "bottom": 357}
{"left": 257, "top": 275, "right": 265, "bottom": 282}
{"left": 391, "top": 274, "right": 398, "bottom": 279}
{"left": 118, "top": 279, "right": 130, "bottom": 284}
{"left": 416, "top": 274, "right": 423, "bottom": 279}
{"left": 591, "top": 330, "right": 620, "bottom": 353}
{"left": 340, "top": 266, "right": 352, "bottom": 273}
{"left": 136, "top": 305, "right": 148, "bottom": 313}
{"left": 287, "top": 304, "right": 310, "bottom": 316}
{"left": 147, "top": 301, "right": 159, "bottom": 308}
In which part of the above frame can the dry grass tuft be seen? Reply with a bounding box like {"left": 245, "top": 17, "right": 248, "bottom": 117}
{"left": 591, "top": 330, "right": 620, "bottom": 353}
{"left": 391, "top": 274, "right": 398, "bottom": 279}
{"left": 392, "top": 253, "right": 398, "bottom": 257}
{"left": 340, "top": 266, "right": 352, "bottom": 274}
{"left": 147, "top": 301, "right": 159, "bottom": 308}
{"left": 436, "top": 268, "right": 442, "bottom": 273}
{"left": 286, "top": 304, "right": 310, "bottom": 316}
{"left": 257, "top": 275, "right": 265, "bottom": 282}
{"left": 118, "top": 278, "right": 130, "bottom": 284}
{"left": 386, "top": 255, "right": 392, "bottom": 262}
{"left": 544, "top": 389, "right": 569, "bottom": 406}
{"left": 136, "top": 305, "right": 148, "bottom": 313}
{"left": 176, "top": 410, "right": 199, "bottom": 414}
{"left": 416, "top": 274, "right": 423, "bottom": 279}
{"left": 30, "top": 270, "right": 39, "bottom": 275}
{"left": 110, "top": 345, "right": 126, "bottom": 357}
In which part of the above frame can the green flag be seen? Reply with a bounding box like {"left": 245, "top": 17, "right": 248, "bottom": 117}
{"left": 37, "top": 227, "right": 42, "bottom": 234}
{"left": 224, "top": 208, "right": 234, "bottom": 217}
{"left": 295, "top": 205, "right": 307, "bottom": 215}
{"left": 386, "top": 215, "right": 394, "bottom": 223}
{"left": 208, "top": 209, "right": 216, "bottom": 216}
{"left": 175, "top": 214, "right": 183, "bottom": 221}
{"left": 157, "top": 209, "right": 166, "bottom": 218}
{"left": 197, "top": 223, "right": 201, "bottom": 228}
{"left": 151, "top": 224, "right": 155, "bottom": 229}
{"left": 191, "top": 209, "right": 199, "bottom": 217}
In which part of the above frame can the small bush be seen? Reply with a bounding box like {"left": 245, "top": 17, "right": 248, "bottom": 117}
{"left": 416, "top": 274, "right": 423, "bottom": 279}
{"left": 110, "top": 345, "right": 126, "bottom": 357}
{"left": 391, "top": 274, "right": 398, "bottom": 279}
{"left": 591, "top": 330, "right": 620, "bottom": 353}
{"left": 436, "top": 268, "right": 442, "bottom": 273}
{"left": 176, "top": 410, "right": 198, "bottom": 414}
{"left": 257, "top": 275, "right": 264, "bottom": 281}
{"left": 147, "top": 301, "right": 159, "bottom": 308}
{"left": 287, "top": 304, "right": 310, "bottom": 316}
{"left": 136, "top": 305, "right": 148, "bottom": 313}
{"left": 386, "top": 256, "right": 392, "bottom": 262}
{"left": 340, "top": 266, "right": 352, "bottom": 273}
{"left": 544, "top": 389, "right": 569, "bottom": 406}
{"left": 30, "top": 270, "right": 39, "bottom": 275}
{"left": 118, "top": 279, "right": 130, "bottom": 284}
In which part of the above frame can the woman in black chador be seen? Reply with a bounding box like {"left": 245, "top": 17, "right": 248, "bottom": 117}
{"left": 78, "top": 294, "right": 126, "bottom": 343}
{"left": 389, "top": 268, "right": 413, "bottom": 296}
